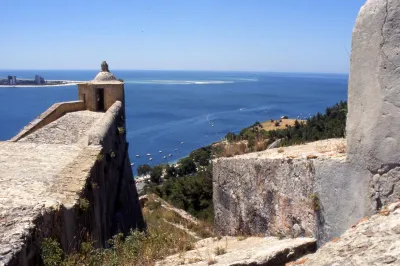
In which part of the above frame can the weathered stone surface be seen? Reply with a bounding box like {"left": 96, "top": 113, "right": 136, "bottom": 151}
{"left": 0, "top": 142, "right": 100, "bottom": 265}
{"left": 213, "top": 139, "right": 371, "bottom": 245}
{"left": 0, "top": 101, "right": 144, "bottom": 265}
{"left": 156, "top": 236, "right": 316, "bottom": 266}
{"left": 290, "top": 201, "right": 400, "bottom": 266}
{"left": 18, "top": 110, "right": 103, "bottom": 145}
{"left": 347, "top": 0, "right": 400, "bottom": 172}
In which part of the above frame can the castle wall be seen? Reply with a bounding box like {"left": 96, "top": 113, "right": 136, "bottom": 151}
{"left": 3, "top": 101, "right": 144, "bottom": 265}
{"left": 213, "top": 141, "right": 371, "bottom": 245}
{"left": 10, "top": 100, "right": 86, "bottom": 141}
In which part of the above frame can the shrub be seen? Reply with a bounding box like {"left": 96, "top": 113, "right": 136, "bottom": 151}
{"left": 177, "top": 157, "right": 197, "bottom": 176}
{"left": 150, "top": 165, "right": 163, "bottom": 184}
{"left": 79, "top": 198, "right": 90, "bottom": 212}
{"left": 117, "top": 127, "right": 125, "bottom": 134}
{"left": 41, "top": 238, "right": 63, "bottom": 266}
{"left": 137, "top": 164, "right": 152, "bottom": 176}
{"left": 214, "top": 246, "right": 227, "bottom": 256}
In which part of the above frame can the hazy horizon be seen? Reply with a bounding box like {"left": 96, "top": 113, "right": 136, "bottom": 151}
{"left": 0, "top": 69, "right": 349, "bottom": 75}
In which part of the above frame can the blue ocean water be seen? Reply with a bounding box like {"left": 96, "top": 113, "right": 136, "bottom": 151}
{"left": 0, "top": 70, "right": 348, "bottom": 173}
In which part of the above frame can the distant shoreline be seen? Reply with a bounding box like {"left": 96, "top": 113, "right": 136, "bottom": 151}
{"left": 0, "top": 81, "right": 82, "bottom": 88}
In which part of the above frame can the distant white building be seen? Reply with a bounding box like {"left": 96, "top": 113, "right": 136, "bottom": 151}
{"left": 7, "top": 76, "right": 17, "bottom": 85}
{"left": 34, "top": 75, "right": 45, "bottom": 85}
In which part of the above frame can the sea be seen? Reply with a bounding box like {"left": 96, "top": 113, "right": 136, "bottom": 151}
{"left": 0, "top": 70, "right": 348, "bottom": 174}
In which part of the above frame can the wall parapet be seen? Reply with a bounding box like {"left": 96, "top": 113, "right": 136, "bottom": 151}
{"left": 87, "top": 101, "right": 123, "bottom": 146}
{"left": 10, "top": 100, "right": 86, "bottom": 142}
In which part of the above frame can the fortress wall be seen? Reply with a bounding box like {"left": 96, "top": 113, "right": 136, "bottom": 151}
{"left": 86, "top": 100, "right": 145, "bottom": 241}
{"left": 10, "top": 100, "right": 86, "bottom": 141}
{"left": 4, "top": 102, "right": 144, "bottom": 265}
{"left": 213, "top": 152, "right": 371, "bottom": 245}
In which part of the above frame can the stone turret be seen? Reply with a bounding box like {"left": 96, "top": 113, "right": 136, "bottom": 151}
{"left": 78, "top": 61, "right": 124, "bottom": 112}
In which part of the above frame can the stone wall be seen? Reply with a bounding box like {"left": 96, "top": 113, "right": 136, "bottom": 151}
{"left": 213, "top": 140, "right": 371, "bottom": 245}
{"left": 3, "top": 101, "right": 144, "bottom": 265}
{"left": 10, "top": 100, "right": 86, "bottom": 141}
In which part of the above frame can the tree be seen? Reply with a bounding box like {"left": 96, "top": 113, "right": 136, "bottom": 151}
{"left": 150, "top": 165, "right": 163, "bottom": 184}
{"left": 247, "top": 135, "right": 256, "bottom": 150}
{"left": 137, "top": 164, "right": 152, "bottom": 176}
{"left": 177, "top": 157, "right": 197, "bottom": 176}
{"left": 189, "top": 148, "right": 211, "bottom": 166}
{"left": 165, "top": 164, "right": 177, "bottom": 179}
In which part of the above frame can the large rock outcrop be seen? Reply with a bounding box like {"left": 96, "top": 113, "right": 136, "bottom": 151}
{"left": 289, "top": 201, "right": 400, "bottom": 266}
{"left": 347, "top": 0, "right": 400, "bottom": 211}
{"left": 347, "top": 0, "right": 400, "bottom": 173}
{"left": 157, "top": 236, "right": 316, "bottom": 266}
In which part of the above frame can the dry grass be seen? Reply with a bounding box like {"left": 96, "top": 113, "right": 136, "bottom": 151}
{"left": 261, "top": 119, "right": 306, "bottom": 131}
{"left": 316, "top": 141, "right": 346, "bottom": 154}
{"left": 335, "top": 142, "right": 346, "bottom": 153}
{"left": 207, "top": 258, "right": 217, "bottom": 265}
{"left": 62, "top": 196, "right": 212, "bottom": 266}
{"left": 214, "top": 246, "right": 227, "bottom": 256}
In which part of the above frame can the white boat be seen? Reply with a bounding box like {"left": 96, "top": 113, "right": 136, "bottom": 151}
{"left": 149, "top": 158, "right": 153, "bottom": 161}
{"left": 146, "top": 153, "right": 151, "bottom": 156}
{"left": 136, "top": 155, "right": 140, "bottom": 157}
{"left": 130, "top": 163, "right": 135, "bottom": 166}
{"left": 159, "top": 151, "right": 162, "bottom": 153}
{"left": 168, "top": 154, "right": 172, "bottom": 157}
{"left": 163, "top": 156, "right": 167, "bottom": 159}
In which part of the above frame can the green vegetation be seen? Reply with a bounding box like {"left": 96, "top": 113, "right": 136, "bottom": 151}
{"left": 151, "top": 166, "right": 213, "bottom": 222}
{"left": 224, "top": 101, "right": 347, "bottom": 148}
{"left": 270, "top": 101, "right": 347, "bottom": 146}
{"left": 150, "top": 165, "right": 163, "bottom": 184}
{"left": 141, "top": 146, "right": 214, "bottom": 222}
{"left": 117, "top": 127, "right": 126, "bottom": 134}
{"left": 41, "top": 238, "right": 63, "bottom": 266}
{"left": 78, "top": 198, "right": 90, "bottom": 212}
{"left": 137, "top": 164, "right": 152, "bottom": 176}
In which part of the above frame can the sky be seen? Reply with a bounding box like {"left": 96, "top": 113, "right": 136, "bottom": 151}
{"left": 1, "top": 0, "right": 366, "bottom": 73}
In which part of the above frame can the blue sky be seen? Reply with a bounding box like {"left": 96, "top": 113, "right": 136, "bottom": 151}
{"left": 1, "top": 0, "right": 365, "bottom": 73}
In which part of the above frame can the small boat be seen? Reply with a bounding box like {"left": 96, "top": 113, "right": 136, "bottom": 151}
{"left": 136, "top": 155, "right": 140, "bottom": 157}
{"left": 168, "top": 154, "right": 172, "bottom": 157}
{"left": 130, "top": 163, "right": 135, "bottom": 166}
{"left": 146, "top": 153, "right": 151, "bottom": 156}
{"left": 163, "top": 156, "right": 167, "bottom": 159}
{"left": 149, "top": 158, "right": 153, "bottom": 161}
{"left": 181, "top": 142, "right": 184, "bottom": 144}
{"left": 159, "top": 151, "right": 162, "bottom": 153}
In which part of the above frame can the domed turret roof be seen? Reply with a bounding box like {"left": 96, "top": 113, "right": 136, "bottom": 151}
{"left": 92, "top": 61, "right": 118, "bottom": 82}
